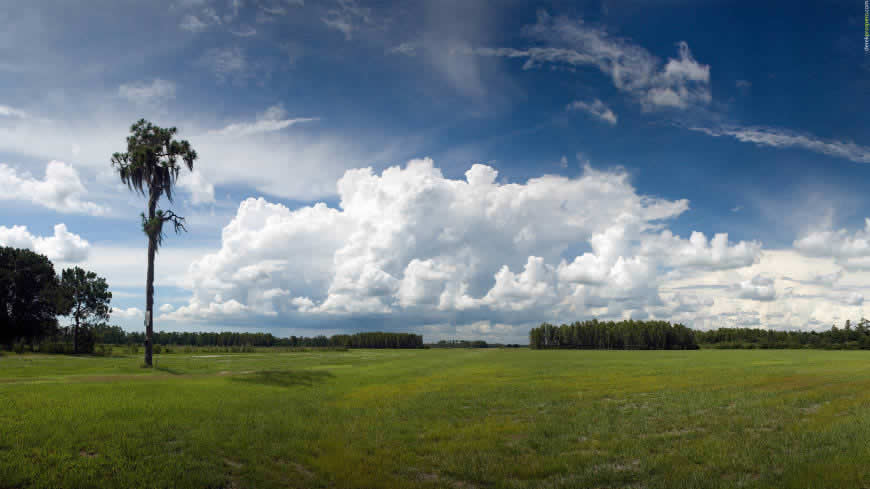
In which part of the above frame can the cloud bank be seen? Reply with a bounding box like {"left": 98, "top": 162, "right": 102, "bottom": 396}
{"left": 167, "top": 159, "right": 759, "bottom": 332}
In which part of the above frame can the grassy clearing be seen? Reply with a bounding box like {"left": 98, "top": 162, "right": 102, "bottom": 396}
{"left": 2, "top": 349, "right": 870, "bottom": 488}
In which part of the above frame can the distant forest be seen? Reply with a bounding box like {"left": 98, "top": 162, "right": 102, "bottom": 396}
{"left": 530, "top": 319, "right": 870, "bottom": 350}
{"left": 529, "top": 320, "right": 699, "bottom": 350}
{"left": 91, "top": 326, "right": 424, "bottom": 349}
{"left": 695, "top": 320, "right": 870, "bottom": 349}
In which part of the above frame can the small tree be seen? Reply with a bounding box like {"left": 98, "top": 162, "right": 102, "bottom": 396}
{"left": 112, "top": 119, "right": 198, "bottom": 367}
{"left": 60, "top": 267, "right": 112, "bottom": 353}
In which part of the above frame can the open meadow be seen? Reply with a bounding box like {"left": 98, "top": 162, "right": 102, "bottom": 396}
{"left": 3, "top": 348, "right": 870, "bottom": 489}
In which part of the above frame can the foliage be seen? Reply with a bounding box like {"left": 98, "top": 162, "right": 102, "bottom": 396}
{"left": 111, "top": 119, "right": 197, "bottom": 206}
{"left": 111, "top": 118, "right": 198, "bottom": 367}
{"left": 328, "top": 332, "right": 424, "bottom": 348}
{"left": 0, "top": 247, "right": 65, "bottom": 347}
{"left": 431, "top": 339, "right": 490, "bottom": 348}
{"left": 695, "top": 319, "right": 870, "bottom": 349}
{"left": 59, "top": 267, "right": 112, "bottom": 353}
{"left": 529, "top": 319, "right": 699, "bottom": 349}
{"left": 90, "top": 328, "right": 423, "bottom": 349}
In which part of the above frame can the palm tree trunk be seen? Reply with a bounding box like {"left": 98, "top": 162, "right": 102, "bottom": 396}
{"left": 144, "top": 194, "right": 158, "bottom": 367}
{"left": 145, "top": 237, "right": 155, "bottom": 366}
{"left": 73, "top": 308, "right": 79, "bottom": 354}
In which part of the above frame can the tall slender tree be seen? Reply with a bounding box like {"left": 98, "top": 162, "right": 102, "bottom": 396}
{"left": 112, "top": 120, "right": 197, "bottom": 367}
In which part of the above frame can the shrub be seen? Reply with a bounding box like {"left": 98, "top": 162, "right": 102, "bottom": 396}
{"left": 37, "top": 342, "right": 74, "bottom": 354}
{"left": 13, "top": 342, "right": 25, "bottom": 354}
{"left": 153, "top": 344, "right": 162, "bottom": 354}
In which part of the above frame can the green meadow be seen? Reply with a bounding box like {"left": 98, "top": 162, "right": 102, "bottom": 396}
{"left": 2, "top": 349, "right": 870, "bottom": 488}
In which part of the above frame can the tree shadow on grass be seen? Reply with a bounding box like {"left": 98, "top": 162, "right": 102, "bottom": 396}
{"left": 230, "top": 370, "right": 334, "bottom": 388}
{"left": 154, "top": 365, "right": 184, "bottom": 375}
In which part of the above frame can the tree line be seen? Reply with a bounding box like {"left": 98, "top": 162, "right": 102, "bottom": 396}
{"left": 695, "top": 320, "right": 870, "bottom": 349}
{"left": 56, "top": 324, "right": 424, "bottom": 350}
{"left": 529, "top": 320, "right": 699, "bottom": 350}
{"left": 0, "top": 245, "right": 424, "bottom": 353}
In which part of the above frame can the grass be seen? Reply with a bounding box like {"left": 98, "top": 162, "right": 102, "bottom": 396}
{"left": 3, "top": 349, "right": 870, "bottom": 488}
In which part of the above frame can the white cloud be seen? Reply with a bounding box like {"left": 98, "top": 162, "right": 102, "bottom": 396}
{"left": 659, "top": 249, "right": 870, "bottom": 332}
{"left": 0, "top": 104, "right": 28, "bottom": 118}
{"left": 210, "top": 104, "right": 317, "bottom": 137}
{"left": 112, "top": 307, "right": 143, "bottom": 320}
{"left": 180, "top": 14, "right": 210, "bottom": 32}
{"left": 231, "top": 25, "right": 257, "bottom": 37}
{"left": 0, "top": 223, "right": 90, "bottom": 262}
{"left": 118, "top": 79, "right": 176, "bottom": 105}
{"left": 794, "top": 218, "right": 870, "bottom": 269}
{"left": 642, "top": 230, "right": 762, "bottom": 270}
{"left": 462, "top": 13, "right": 711, "bottom": 111}
{"left": 738, "top": 275, "right": 776, "bottom": 301}
{"left": 566, "top": 98, "right": 617, "bottom": 125}
{"left": 178, "top": 169, "right": 215, "bottom": 204}
{"left": 200, "top": 46, "right": 247, "bottom": 80}
{"left": 0, "top": 160, "right": 106, "bottom": 215}
{"left": 389, "top": 42, "right": 417, "bottom": 56}
{"left": 167, "top": 159, "right": 758, "bottom": 328}
{"left": 0, "top": 104, "right": 394, "bottom": 202}
{"left": 322, "top": 0, "right": 373, "bottom": 40}
{"left": 690, "top": 126, "right": 870, "bottom": 164}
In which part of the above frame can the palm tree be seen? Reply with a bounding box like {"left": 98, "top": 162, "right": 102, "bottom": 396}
{"left": 112, "top": 119, "right": 198, "bottom": 367}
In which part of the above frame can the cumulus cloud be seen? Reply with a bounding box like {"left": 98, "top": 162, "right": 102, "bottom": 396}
{"left": 118, "top": 79, "right": 176, "bottom": 105}
{"left": 794, "top": 219, "right": 870, "bottom": 269}
{"left": 112, "top": 307, "right": 143, "bottom": 320}
{"left": 566, "top": 99, "right": 618, "bottom": 125}
{"left": 0, "top": 161, "right": 106, "bottom": 215}
{"left": 738, "top": 275, "right": 776, "bottom": 301}
{"left": 0, "top": 223, "right": 90, "bottom": 262}
{"left": 643, "top": 230, "right": 762, "bottom": 270}
{"left": 461, "top": 13, "right": 711, "bottom": 111}
{"left": 167, "top": 159, "right": 759, "bottom": 328}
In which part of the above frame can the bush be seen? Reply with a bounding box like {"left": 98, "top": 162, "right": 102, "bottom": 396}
{"left": 36, "top": 342, "right": 74, "bottom": 354}
{"left": 13, "top": 342, "right": 25, "bottom": 354}
{"left": 127, "top": 344, "right": 140, "bottom": 355}
{"left": 76, "top": 326, "right": 97, "bottom": 354}
{"left": 153, "top": 344, "right": 162, "bottom": 354}
{"left": 94, "top": 344, "right": 112, "bottom": 357}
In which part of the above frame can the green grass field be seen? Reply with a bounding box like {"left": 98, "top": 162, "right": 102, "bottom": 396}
{"left": 3, "top": 349, "right": 870, "bottom": 488}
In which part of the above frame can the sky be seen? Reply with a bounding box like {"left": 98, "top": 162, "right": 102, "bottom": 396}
{"left": 1, "top": 0, "right": 869, "bottom": 344}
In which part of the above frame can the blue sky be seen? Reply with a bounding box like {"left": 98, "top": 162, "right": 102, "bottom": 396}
{"left": 1, "top": 0, "right": 869, "bottom": 342}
